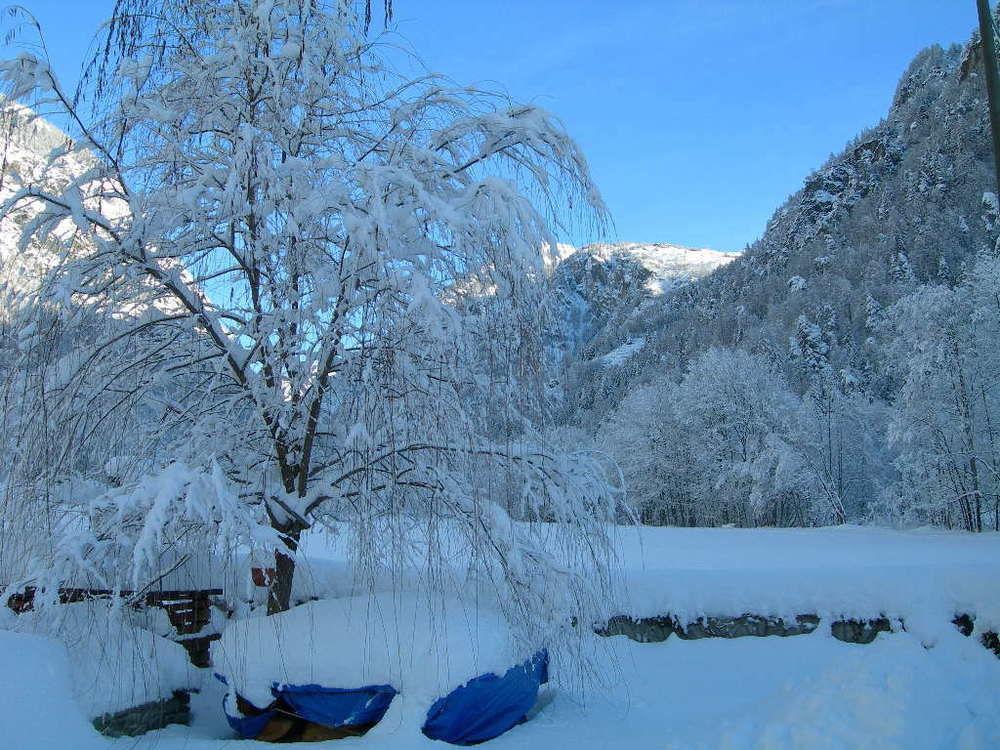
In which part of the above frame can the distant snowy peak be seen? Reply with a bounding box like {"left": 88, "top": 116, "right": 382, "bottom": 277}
{"left": 549, "top": 241, "right": 736, "bottom": 371}
{"left": 559, "top": 241, "right": 737, "bottom": 295}
{"left": 0, "top": 103, "right": 88, "bottom": 299}
{"left": 2, "top": 100, "right": 73, "bottom": 157}
{"left": 586, "top": 242, "right": 736, "bottom": 294}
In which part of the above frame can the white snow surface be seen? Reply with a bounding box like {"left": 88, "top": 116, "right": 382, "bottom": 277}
{"left": 600, "top": 337, "right": 645, "bottom": 366}
{"left": 0, "top": 630, "right": 106, "bottom": 750}
{"left": 9, "top": 601, "right": 198, "bottom": 716}
{"left": 4, "top": 525, "right": 1000, "bottom": 748}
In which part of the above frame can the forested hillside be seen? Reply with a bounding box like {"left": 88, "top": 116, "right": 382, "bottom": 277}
{"left": 560, "top": 25, "right": 1000, "bottom": 531}
{"left": 547, "top": 242, "right": 734, "bottom": 421}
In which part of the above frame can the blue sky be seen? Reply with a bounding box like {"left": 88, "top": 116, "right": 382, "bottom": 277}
{"left": 14, "top": 0, "right": 981, "bottom": 251}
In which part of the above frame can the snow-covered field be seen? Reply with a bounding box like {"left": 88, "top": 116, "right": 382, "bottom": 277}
{"left": 4, "top": 526, "right": 999, "bottom": 749}
{"left": 614, "top": 525, "right": 1000, "bottom": 631}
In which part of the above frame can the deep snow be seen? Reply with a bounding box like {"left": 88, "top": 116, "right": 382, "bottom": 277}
{"left": 214, "top": 593, "right": 527, "bottom": 714}
{"left": 3, "top": 525, "right": 999, "bottom": 749}
{"left": 7, "top": 601, "right": 197, "bottom": 716}
{"left": 612, "top": 525, "right": 1000, "bottom": 634}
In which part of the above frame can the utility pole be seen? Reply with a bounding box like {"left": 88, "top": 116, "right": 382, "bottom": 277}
{"left": 977, "top": 0, "right": 1000, "bottom": 190}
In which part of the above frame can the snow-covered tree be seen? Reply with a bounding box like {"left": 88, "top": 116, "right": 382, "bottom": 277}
{"left": 604, "top": 375, "right": 703, "bottom": 526}
{"left": 786, "top": 313, "right": 889, "bottom": 524}
{"left": 672, "top": 348, "right": 812, "bottom": 526}
{"left": 605, "top": 348, "right": 826, "bottom": 527}
{"left": 878, "top": 255, "right": 1000, "bottom": 531}
{"left": 791, "top": 384, "right": 890, "bottom": 525}
{"left": 0, "top": 0, "right": 618, "bottom": 640}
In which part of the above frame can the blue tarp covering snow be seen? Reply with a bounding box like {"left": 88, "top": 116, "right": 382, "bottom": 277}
{"left": 223, "top": 704, "right": 278, "bottom": 739}
{"left": 278, "top": 682, "right": 397, "bottom": 728}
{"left": 421, "top": 650, "right": 549, "bottom": 745}
{"left": 215, "top": 673, "right": 279, "bottom": 738}
{"left": 216, "top": 673, "right": 396, "bottom": 739}
{"left": 217, "top": 650, "right": 547, "bottom": 744}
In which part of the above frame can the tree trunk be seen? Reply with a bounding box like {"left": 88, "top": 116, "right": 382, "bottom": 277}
{"left": 267, "top": 523, "right": 303, "bottom": 615}
{"left": 977, "top": 0, "right": 1000, "bottom": 191}
{"left": 952, "top": 341, "right": 983, "bottom": 531}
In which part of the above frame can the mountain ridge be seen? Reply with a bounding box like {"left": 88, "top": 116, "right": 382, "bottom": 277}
{"left": 557, "top": 28, "right": 997, "bottom": 431}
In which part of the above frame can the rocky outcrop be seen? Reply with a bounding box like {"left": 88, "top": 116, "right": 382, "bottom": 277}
{"left": 953, "top": 613, "right": 1000, "bottom": 658}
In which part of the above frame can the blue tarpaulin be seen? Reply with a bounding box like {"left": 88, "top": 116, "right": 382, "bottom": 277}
{"left": 217, "top": 650, "right": 547, "bottom": 744}
{"left": 215, "top": 673, "right": 280, "bottom": 738}
{"left": 216, "top": 673, "right": 397, "bottom": 739}
{"left": 224, "top": 704, "right": 279, "bottom": 739}
{"left": 278, "top": 682, "right": 397, "bottom": 728}
{"left": 421, "top": 650, "right": 549, "bottom": 745}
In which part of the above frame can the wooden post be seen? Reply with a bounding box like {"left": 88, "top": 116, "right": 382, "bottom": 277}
{"left": 977, "top": 0, "right": 1000, "bottom": 190}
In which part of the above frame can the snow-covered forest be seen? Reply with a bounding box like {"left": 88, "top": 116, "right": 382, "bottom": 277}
{"left": 0, "top": 1, "right": 998, "bottom": 748}
{"left": 552, "top": 38, "right": 1000, "bottom": 533}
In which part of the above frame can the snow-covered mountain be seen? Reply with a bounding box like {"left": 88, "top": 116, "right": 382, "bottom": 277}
{"left": 555, "top": 18, "right": 1000, "bottom": 531}
{"left": 640, "top": 34, "right": 997, "bottom": 397}
{"left": 547, "top": 241, "right": 735, "bottom": 420}
{"left": 0, "top": 103, "right": 93, "bottom": 302}
{"left": 550, "top": 241, "right": 734, "bottom": 359}
{"left": 556, "top": 23, "right": 1000, "bottom": 440}
{"left": 573, "top": 242, "right": 736, "bottom": 295}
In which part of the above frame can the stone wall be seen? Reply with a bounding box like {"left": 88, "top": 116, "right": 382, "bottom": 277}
{"left": 92, "top": 690, "right": 190, "bottom": 738}
{"left": 596, "top": 611, "right": 998, "bottom": 652}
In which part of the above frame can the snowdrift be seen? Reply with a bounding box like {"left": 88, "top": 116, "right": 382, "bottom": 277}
{"left": 8, "top": 601, "right": 197, "bottom": 717}
{"left": 0, "top": 630, "right": 109, "bottom": 749}
{"left": 213, "top": 593, "right": 548, "bottom": 744}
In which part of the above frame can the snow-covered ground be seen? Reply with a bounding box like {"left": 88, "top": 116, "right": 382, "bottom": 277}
{"left": 4, "top": 525, "right": 999, "bottom": 749}
{"left": 600, "top": 337, "right": 646, "bottom": 367}
{"left": 612, "top": 525, "right": 1000, "bottom": 632}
